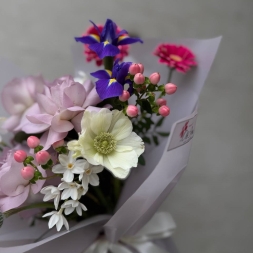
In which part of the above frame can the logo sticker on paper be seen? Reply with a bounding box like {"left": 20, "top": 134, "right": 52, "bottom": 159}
{"left": 167, "top": 112, "right": 198, "bottom": 151}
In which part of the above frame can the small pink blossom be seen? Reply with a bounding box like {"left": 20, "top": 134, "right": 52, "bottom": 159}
{"left": 27, "top": 136, "right": 40, "bottom": 148}
{"left": 14, "top": 150, "right": 27, "bottom": 163}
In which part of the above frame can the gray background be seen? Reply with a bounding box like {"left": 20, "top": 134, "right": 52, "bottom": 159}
{"left": 0, "top": 1, "right": 252, "bottom": 252}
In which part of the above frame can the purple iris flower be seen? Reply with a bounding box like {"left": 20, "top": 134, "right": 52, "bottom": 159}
{"left": 90, "top": 60, "right": 132, "bottom": 100}
{"left": 75, "top": 19, "right": 143, "bottom": 59}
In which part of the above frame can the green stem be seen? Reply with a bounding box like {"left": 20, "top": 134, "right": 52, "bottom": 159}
{"left": 103, "top": 57, "right": 114, "bottom": 71}
{"left": 167, "top": 67, "right": 174, "bottom": 83}
{"left": 4, "top": 202, "right": 54, "bottom": 218}
{"left": 113, "top": 178, "right": 121, "bottom": 203}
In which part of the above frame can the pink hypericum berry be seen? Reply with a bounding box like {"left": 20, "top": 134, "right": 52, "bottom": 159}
{"left": 119, "top": 90, "right": 130, "bottom": 102}
{"left": 165, "top": 83, "right": 177, "bottom": 95}
{"left": 156, "top": 98, "right": 167, "bottom": 106}
{"left": 126, "top": 105, "right": 139, "bottom": 117}
{"left": 134, "top": 73, "right": 145, "bottom": 85}
{"left": 27, "top": 136, "right": 40, "bottom": 148}
{"left": 21, "top": 166, "right": 35, "bottom": 181}
{"left": 129, "top": 63, "right": 141, "bottom": 75}
{"left": 52, "top": 140, "right": 65, "bottom": 149}
{"left": 149, "top": 72, "right": 160, "bottom": 85}
{"left": 137, "top": 63, "right": 144, "bottom": 74}
{"left": 159, "top": 105, "right": 170, "bottom": 117}
{"left": 35, "top": 151, "right": 51, "bottom": 165}
{"left": 14, "top": 150, "right": 27, "bottom": 163}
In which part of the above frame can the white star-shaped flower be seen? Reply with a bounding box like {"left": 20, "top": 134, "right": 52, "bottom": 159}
{"left": 61, "top": 200, "right": 87, "bottom": 216}
{"left": 79, "top": 164, "right": 104, "bottom": 191}
{"left": 40, "top": 185, "right": 61, "bottom": 209}
{"left": 42, "top": 209, "right": 69, "bottom": 231}
{"left": 58, "top": 181, "right": 86, "bottom": 200}
{"left": 52, "top": 151, "right": 89, "bottom": 182}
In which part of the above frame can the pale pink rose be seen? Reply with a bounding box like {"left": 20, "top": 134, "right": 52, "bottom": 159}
{"left": 0, "top": 147, "right": 46, "bottom": 212}
{"left": 22, "top": 76, "right": 100, "bottom": 149}
{"left": 1, "top": 75, "right": 46, "bottom": 132}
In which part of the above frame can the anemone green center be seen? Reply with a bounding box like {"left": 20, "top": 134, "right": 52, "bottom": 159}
{"left": 93, "top": 132, "right": 116, "bottom": 155}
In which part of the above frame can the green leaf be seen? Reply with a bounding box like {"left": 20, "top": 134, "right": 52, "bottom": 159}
{"left": 155, "top": 116, "right": 165, "bottom": 127}
{"left": 142, "top": 136, "right": 151, "bottom": 144}
{"left": 157, "top": 131, "right": 170, "bottom": 137}
{"left": 152, "top": 135, "right": 159, "bottom": 146}
{"left": 138, "top": 155, "right": 146, "bottom": 166}
{"left": 141, "top": 100, "right": 152, "bottom": 114}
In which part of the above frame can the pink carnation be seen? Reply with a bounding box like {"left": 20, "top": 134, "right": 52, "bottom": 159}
{"left": 22, "top": 76, "right": 100, "bottom": 149}
{"left": 1, "top": 75, "right": 45, "bottom": 131}
{"left": 0, "top": 147, "right": 46, "bottom": 212}
{"left": 154, "top": 44, "right": 197, "bottom": 73}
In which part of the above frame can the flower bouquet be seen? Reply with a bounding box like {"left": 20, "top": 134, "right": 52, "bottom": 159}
{"left": 0, "top": 19, "right": 221, "bottom": 253}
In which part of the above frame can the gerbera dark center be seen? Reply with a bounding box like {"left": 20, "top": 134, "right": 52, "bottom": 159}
{"left": 93, "top": 132, "right": 116, "bottom": 155}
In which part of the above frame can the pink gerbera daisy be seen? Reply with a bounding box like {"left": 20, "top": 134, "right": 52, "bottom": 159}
{"left": 83, "top": 25, "right": 129, "bottom": 66}
{"left": 154, "top": 44, "right": 197, "bottom": 73}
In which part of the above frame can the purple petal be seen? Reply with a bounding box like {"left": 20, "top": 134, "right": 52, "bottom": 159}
{"left": 89, "top": 43, "right": 119, "bottom": 58}
{"left": 90, "top": 70, "right": 112, "bottom": 79}
{"left": 115, "top": 62, "right": 132, "bottom": 84}
{"left": 95, "top": 79, "right": 123, "bottom": 100}
{"left": 89, "top": 20, "right": 101, "bottom": 35}
{"left": 101, "top": 19, "right": 117, "bottom": 41}
{"left": 117, "top": 35, "right": 143, "bottom": 45}
{"left": 75, "top": 34, "right": 100, "bottom": 44}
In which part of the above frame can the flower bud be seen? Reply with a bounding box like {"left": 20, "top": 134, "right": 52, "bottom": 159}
{"left": 14, "top": 150, "right": 27, "bottom": 163}
{"left": 27, "top": 136, "right": 40, "bottom": 148}
{"left": 129, "top": 63, "right": 141, "bottom": 75}
{"left": 159, "top": 105, "right": 170, "bottom": 117}
{"left": 134, "top": 73, "right": 145, "bottom": 85}
{"left": 137, "top": 63, "right": 144, "bottom": 74}
{"left": 119, "top": 90, "right": 130, "bottom": 102}
{"left": 52, "top": 140, "right": 65, "bottom": 149}
{"left": 126, "top": 105, "right": 139, "bottom": 117}
{"left": 21, "top": 166, "right": 35, "bottom": 181}
{"left": 156, "top": 98, "right": 167, "bottom": 106}
{"left": 149, "top": 72, "right": 160, "bottom": 85}
{"left": 35, "top": 151, "right": 51, "bottom": 165}
{"left": 165, "top": 83, "right": 177, "bottom": 95}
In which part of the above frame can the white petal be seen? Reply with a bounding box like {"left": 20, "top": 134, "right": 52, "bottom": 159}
{"left": 76, "top": 205, "right": 82, "bottom": 216}
{"left": 90, "top": 108, "right": 112, "bottom": 135}
{"left": 111, "top": 118, "right": 132, "bottom": 141}
{"left": 54, "top": 195, "right": 60, "bottom": 209}
{"left": 48, "top": 214, "right": 59, "bottom": 229}
{"left": 80, "top": 202, "right": 87, "bottom": 211}
{"left": 92, "top": 165, "right": 104, "bottom": 174}
{"left": 61, "top": 189, "right": 72, "bottom": 200}
{"left": 62, "top": 216, "right": 69, "bottom": 230}
{"left": 108, "top": 150, "right": 138, "bottom": 170}
{"left": 56, "top": 215, "right": 63, "bottom": 231}
{"left": 89, "top": 174, "right": 99, "bottom": 186}
{"left": 52, "top": 164, "right": 66, "bottom": 174}
{"left": 58, "top": 154, "right": 69, "bottom": 166}
{"left": 82, "top": 175, "right": 89, "bottom": 190}
{"left": 64, "top": 207, "right": 75, "bottom": 215}
{"left": 117, "top": 132, "right": 144, "bottom": 157}
{"left": 43, "top": 194, "right": 54, "bottom": 202}
{"left": 58, "top": 182, "right": 69, "bottom": 190}
{"left": 63, "top": 170, "right": 74, "bottom": 183}
{"left": 103, "top": 157, "right": 130, "bottom": 179}
{"left": 70, "top": 189, "right": 78, "bottom": 200}
{"left": 42, "top": 211, "right": 56, "bottom": 217}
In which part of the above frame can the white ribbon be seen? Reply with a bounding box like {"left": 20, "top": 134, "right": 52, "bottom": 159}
{"left": 84, "top": 212, "right": 176, "bottom": 253}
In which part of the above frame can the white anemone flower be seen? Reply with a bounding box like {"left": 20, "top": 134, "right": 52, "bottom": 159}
{"left": 68, "top": 109, "right": 144, "bottom": 179}
{"left": 58, "top": 181, "right": 86, "bottom": 200}
{"left": 79, "top": 164, "right": 104, "bottom": 191}
{"left": 52, "top": 151, "right": 89, "bottom": 183}
{"left": 43, "top": 209, "right": 69, "bottom": 231}
{"left": 40, "top": 185, "right": 61, "bottom": 209}
{"left": 61, "top": 200, "right": 87, "bottom": 216}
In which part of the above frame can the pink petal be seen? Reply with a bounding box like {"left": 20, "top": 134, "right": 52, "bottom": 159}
{"left": 40, "top": 129, "right": 68, "bottom": 150}
{"left": 51, "top": 114, "right": 74, "bottom": 133}
{"left": 64, "top": 83, "right": 87, "bottom": 107}
{"left": 26, "top": 114, "right": 53, "bottom": 125}
{"left": 1, "top": 115, "right": 21, "bottom": 131}
{"left": 36, "top": 93, "right": 58, "bottom": 115}
{"left": 71, "top": 112, "right": 83, "bottom": 133}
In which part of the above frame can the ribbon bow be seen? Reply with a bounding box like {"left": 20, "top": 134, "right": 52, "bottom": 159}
{"left": 84, "top": 212, "right": 176, "bottom": 253}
